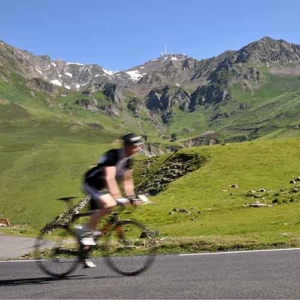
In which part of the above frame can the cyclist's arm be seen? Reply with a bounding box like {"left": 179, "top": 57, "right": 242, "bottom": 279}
{"left": 104, "top": 166, "right": 122, "bottom": 199}
{"left": 123, "top": 170, "right": 135, "bottom": 198}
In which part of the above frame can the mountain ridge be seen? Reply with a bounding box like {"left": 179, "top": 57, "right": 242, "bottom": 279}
{"left": 2, "top": 36, "right": 300, "bottom": 145}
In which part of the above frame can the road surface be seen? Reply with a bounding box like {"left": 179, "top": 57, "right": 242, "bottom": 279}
{"left": 1, "top": 248, "right": 300, "bottom": 299}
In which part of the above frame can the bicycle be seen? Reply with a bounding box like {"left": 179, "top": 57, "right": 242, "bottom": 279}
{"left": 34, "top": 195, "right": 157, "bottom": 278}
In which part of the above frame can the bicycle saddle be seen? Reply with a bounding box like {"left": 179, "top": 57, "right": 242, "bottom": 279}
{"left": 56, "top": 196, "right": 78, "bottom": 201}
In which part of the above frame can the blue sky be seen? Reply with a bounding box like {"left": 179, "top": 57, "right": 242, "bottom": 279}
{"left": 1, "top": 0, "right": 300, "bottom": 71}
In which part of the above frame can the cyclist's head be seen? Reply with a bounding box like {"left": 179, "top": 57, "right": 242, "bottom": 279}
{"left": 121, "top": 133, "right": 143, "bottom": 155}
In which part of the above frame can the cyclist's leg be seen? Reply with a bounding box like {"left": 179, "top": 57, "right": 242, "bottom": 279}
{"left": 87, "top": 193, "right": 117, "bottom": 230}
{"left": 85, "top": 195, "right": 117, "bottom": 268}
{"left": 79, "top": 185, "right": 117, "bottom": 267}
{"left": 82, "top": 182, "right": 118, "bottom": 230}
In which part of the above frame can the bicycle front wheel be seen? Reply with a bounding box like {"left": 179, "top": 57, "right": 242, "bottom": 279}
{"left": 34, "top": 225, "right": 81, "bottom": 278}
{"left": 104, "top": 220, "right": 156, "bottom": 276}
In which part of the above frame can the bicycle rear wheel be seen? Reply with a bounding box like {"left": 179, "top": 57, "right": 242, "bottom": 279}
{"left": 104, "top": 220, "right": 156, "bottom": 276}
{"left": 34, "top": 225, "right": 81, "bottom": 278}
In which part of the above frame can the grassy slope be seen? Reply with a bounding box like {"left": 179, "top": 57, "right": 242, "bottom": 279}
{"left": 3, "top": 136, "right": 300, "bottom": 252}
{"left": 220, "top": 73, "right": 300, "bottom": 139}
{"left": 0, "top": 123, "right": 117, "bottom": 228}
{"left": 0, "top": 73, "right": 171, "bottom": 228}
{"left": 133, "top": 138, "right": 300, "bottom": 250}
{"left": 0, "top": 74, "right": 130, "bottom": 228}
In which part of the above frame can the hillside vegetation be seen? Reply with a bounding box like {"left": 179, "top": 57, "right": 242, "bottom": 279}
{"left": 2, "top": 137, "right": 300, "bottom": 252}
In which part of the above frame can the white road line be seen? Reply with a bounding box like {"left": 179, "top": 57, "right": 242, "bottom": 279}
{"left": 179, "top": 247, "right": 300, "bottom": 256}
{"left": 0, "top": 259, "right": 40, "bottom": 263}
{"left": 1, "top": 248, "right": 300, "bottom": 263}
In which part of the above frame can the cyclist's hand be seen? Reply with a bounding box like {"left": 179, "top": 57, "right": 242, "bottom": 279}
{"left": 116, "top": 197, "right": 140, "bottom": 206}
{"left": 127, "top": 196, "right": 141, "bottom": 206}
{"left": 116, "top": 197, "right": 131, "bottom": 206}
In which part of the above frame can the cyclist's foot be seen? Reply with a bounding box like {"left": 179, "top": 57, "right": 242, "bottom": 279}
{"left": 75, "top": 227, "right": 96, "bottom": 246}
{"left": 83, "top": 259, "right": 96, "bottom": 268}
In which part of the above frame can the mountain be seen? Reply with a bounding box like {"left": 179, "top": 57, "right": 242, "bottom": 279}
{"left": 2, "top": 36, "right": 300, "bottom": 146}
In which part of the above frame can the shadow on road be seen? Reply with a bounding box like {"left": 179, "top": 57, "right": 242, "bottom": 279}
{"left": 0, "top": 274, "right": 122, "bottom": 287}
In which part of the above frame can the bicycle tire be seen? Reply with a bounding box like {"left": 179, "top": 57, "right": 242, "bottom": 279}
{"left": 34, "top": 225, "right": 81, "bottom": 278}
{"left": 104, "top": 220, "right": 156, "bottom": 276}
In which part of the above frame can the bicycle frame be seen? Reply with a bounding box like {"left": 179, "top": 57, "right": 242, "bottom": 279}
{"left": 69, "top": 207, "right": 129, "bottom": 243}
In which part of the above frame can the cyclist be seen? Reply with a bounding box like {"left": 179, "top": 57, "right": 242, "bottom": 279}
{"left": 78, "top": 132, "right": 144, "bottom": 268}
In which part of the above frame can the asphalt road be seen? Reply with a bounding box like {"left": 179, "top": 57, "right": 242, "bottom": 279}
{"left": 1, "top": 248, "right": 300, "bottom": 299}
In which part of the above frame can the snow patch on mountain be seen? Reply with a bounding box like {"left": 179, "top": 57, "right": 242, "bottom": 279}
{"left": 102, "top": 68, "right": 115, "bottom": 76}
{"left": 50, "top": 79, "right": 62, "bottom": 86}
{"left": 36, "top": 69, "right": 43, "bottom": 75}
{"left": 125, "top": 70, "right": 144, "bottom": 81}
{"left": 67, "top": 62, "right": 84, "bottom": 66}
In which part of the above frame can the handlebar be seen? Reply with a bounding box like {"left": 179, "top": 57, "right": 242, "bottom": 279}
{"left": 56, "top": 194, "right": 152, "bottom": 210}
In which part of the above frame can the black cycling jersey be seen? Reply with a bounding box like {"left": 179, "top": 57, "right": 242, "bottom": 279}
{"left": 84, "top": 148, "right": 133, "bottom": 190}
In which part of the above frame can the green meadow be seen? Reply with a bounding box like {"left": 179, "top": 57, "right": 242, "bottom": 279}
{"left": 132, "top": 139, "right": 300, "bottom": 252}
{"left": 2, "top": 126, "right": 300, "bottom": 252}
